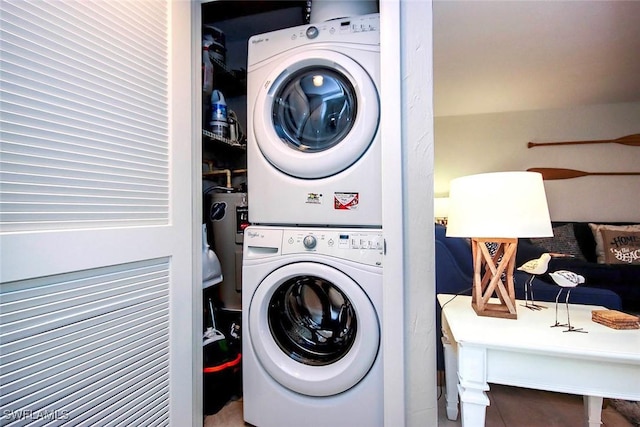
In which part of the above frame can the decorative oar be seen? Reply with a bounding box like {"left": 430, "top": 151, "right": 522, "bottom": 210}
{"left": 527, "top": 134, "right": 640, "bottom": 148}
{"left": 528, "top": 167, "right": 640, "bottom": 180}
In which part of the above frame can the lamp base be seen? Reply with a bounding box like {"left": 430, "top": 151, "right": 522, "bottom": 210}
{"left": 471, "top": 238, "right": 518, "bottom": 319}
{"left": 472, "top": 301, "right": 517, "bottom": 319}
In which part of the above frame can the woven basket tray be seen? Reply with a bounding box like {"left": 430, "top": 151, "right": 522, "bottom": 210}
{"left": 592, "top": 310, "right": 640, "bottom": 330}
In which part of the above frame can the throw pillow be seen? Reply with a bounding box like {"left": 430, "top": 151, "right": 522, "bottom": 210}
{"left": 599, "top": 229, "right": 640, "bottom": 265}
{"left": 485, "top": 241, "right": 500, "bottom": 258}
{"left": 588, "top": 223, "right": 640, "bottom": 264}
{"left": 530, "top": 224, "right": 586, "bottom": 261}
{"left": 484, "top": 241, "right": 507, "bottom": 281}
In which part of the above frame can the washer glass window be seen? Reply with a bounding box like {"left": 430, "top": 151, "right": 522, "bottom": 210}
{"left": 268, "top": 275, "right": 357, "bottom": 366}
{"left": 273, "top": 67, "right": 357, "bottom": 152}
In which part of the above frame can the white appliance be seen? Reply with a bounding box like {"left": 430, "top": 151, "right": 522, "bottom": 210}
{"left": 247, "top": 14, "right": 381, "bottom": 227}
{"left": 242, "top": 226, "right": 383, "bottom": 427}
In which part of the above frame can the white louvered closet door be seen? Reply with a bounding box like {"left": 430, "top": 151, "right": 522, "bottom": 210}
{"left": 0, "top": 1, "right": 196, "bottom": 426}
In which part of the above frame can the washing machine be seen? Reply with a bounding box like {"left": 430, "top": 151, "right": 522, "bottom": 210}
{"left": 247, "top": 14, "right": 381, "bottom": 227}
{"left": 242, "top": 226, "right": 383, "bottom": 427}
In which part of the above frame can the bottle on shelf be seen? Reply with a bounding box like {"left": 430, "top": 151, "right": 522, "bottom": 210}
{"left": 209, "top": 89, "right": 229, "bottom": 138}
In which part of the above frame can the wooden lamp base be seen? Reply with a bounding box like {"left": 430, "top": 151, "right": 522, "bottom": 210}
{"left": 470, "top": 237, "right": 518, "bottom": 319}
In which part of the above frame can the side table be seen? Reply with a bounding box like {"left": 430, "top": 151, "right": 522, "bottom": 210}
{"left": 438, "top": 294, "right": 640, "bottom": 427}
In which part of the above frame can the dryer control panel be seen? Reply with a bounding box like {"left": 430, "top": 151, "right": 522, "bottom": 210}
{"left": 247, "top": 13, "right": 380, "bottom": 67}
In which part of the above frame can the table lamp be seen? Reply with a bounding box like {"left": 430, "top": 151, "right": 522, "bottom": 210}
{"left": 446, "top": 171, "right": 552, "bottom": 319}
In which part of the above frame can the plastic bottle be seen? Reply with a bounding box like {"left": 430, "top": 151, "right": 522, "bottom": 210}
{"left": 210, "top": 90, "right": 229, "bottom": 138}
{"left": 202, "top": 45, "right": 214, "bottom": 95}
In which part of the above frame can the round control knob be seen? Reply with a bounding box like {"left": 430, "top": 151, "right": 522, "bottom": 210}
{"left": 306, "top": 26, "right": 319, "bottom": 39}
{"left": 303, "top": 235, "right": 317, "bottom": 249}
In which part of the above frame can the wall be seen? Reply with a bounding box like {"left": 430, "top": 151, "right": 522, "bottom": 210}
{"left": 400, "top": 2, "right": 437, "bottom": 425}
{"left": 434, "top": 101, "right": 640, "bottom": 222}
{"left": 381, "top": 0, "right": 435, "bottom": 425}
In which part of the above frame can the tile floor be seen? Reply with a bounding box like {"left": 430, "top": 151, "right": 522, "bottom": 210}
{"left": 204, "top": 385, "right": 633, "bottom": 426}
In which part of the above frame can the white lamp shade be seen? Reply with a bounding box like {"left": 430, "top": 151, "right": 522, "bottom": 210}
{"left": 446, "top": 171, "right": 552, "bottom": 238}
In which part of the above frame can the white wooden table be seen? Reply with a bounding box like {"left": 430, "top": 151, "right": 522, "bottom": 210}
{"left": 438, "top": 294, "right": 640, "bottom": 427}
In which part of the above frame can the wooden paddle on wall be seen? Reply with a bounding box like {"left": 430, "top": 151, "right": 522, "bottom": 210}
{"left": 527, "top": 134, "right": 640, "bottom": 148}
{"left": 528, "top": 167, "right": 640, "bottom": 180}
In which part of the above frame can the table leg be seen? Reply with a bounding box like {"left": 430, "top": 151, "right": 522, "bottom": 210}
{"left": 457, "top": 345, "right": 490, "bottom": 427}
{"left": 442, "top": 335, "right": 459, "bottom": 420}
{"left": 583, "top": 395, "right": 603, "bottom": 427}
{"left": 458, "top": 382, "right": 490, "bottom": 426}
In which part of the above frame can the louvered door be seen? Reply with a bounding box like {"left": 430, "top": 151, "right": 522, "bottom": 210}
{"left": 0, "top": 1, "right": 196, "bottom": 425}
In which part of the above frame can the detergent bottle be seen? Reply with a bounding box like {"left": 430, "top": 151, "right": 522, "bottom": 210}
{"left": 210, "top": 90, "right": 229, "bottom": 138}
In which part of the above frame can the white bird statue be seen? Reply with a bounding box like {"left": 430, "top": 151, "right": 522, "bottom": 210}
{"left": 517, "top": 253, "right": 552, "bottom": 310}
{"left": 549, "top": 270, "right": 587, "bottom": 333}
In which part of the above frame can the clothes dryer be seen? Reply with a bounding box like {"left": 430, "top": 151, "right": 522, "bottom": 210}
{"left": 242, "top": 226, "right": 383, "bottom": 427}
{"left": 247, "top": 14, "right": 381, "bottom": 226}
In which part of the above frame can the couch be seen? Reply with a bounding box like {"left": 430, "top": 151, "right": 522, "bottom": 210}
{"left": 517, "top": 222, "right": 640, "bottom": 313}
{"left": 435, "top": 223, "right": 624, "bottom": 371}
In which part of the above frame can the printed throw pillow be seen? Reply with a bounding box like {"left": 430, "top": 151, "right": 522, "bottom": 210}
{"left": 589, "top": 223, "right": 640, "bottom": 264}
{"left": 530, "top": 223, "right": 586, "bottom": 260}
{"left": 484, "top": 241, "right": 507, "bottom": 280}
{"left": 599, "top": 229, "right": 640, "bottom": 265}
{"left": 485, "top": 241, "right": 500, "bottom": 258}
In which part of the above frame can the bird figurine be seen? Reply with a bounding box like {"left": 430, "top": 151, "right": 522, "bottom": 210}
{"left": 549, "top": 270, "right": 587, "bottom": 333}
{"left": 517, "top": 253, "right": 552, "bottom": 310}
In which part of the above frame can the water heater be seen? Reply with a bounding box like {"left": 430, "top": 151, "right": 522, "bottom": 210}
{"left": 206, "top": 192, "right": 248, "bottom": 310}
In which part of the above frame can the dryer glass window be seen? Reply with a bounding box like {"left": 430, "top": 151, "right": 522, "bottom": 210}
{"left": 273, "top": 67, "right": 357, "bottom": 152}
{"left": 268, "top": 275, "right": 357, "bottom": 366}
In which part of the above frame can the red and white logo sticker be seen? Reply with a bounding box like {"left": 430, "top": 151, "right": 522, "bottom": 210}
{"left": 334, "top": 192, "right": 359, "bottom": 210}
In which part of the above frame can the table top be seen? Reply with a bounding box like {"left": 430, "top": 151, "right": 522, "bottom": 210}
{"left": 438, "top": 294, "right": 640, "bottom": 364}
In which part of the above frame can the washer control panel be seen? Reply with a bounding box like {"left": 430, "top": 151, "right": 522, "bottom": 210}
{"left": 244, "top": 226, "right": 383, "bottom": 266}
{"left": 282, "top": 228, "right": 383, "bottom": 267}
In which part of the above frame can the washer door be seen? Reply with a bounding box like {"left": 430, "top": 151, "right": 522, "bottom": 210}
{"left": 253, "top": 50, "right": 379, "bottom": 179}
{"left": 249, "top": 262, "right": 380, "bottom": 397}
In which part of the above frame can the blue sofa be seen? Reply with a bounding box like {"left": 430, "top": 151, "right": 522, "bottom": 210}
{"left": 518, "top": 222, "right": 640, "bottom": 313}
{"left": 435, "top": 224, "right": 623, "bottom": 371}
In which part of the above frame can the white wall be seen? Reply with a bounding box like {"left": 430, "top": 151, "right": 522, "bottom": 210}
{"left": 434, "top": 101, "right": 640, "bottom": 222}
{"left": 381, "top": 0, "right": 436, "bottom": 425}
{"left": 400, "top": 1, "right": 437, "bottom": 425}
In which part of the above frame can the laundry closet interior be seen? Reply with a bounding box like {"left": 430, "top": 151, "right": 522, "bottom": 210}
{"left": 200, "top": 1, "right": 309, "bottom": 415}
{"left": 200, "top": 1, "right": 384, "bottom": 423}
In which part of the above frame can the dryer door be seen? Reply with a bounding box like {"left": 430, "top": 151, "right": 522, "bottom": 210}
{"left": 248, "top": 262, "right": 380, "bottom": 397}
{"left": 253, "top": 50, "right": 379, "bottom": 179}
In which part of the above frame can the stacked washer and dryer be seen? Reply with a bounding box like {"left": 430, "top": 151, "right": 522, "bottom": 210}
{"left": 242, "top": 3, "right": 384, "bottom": 426}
